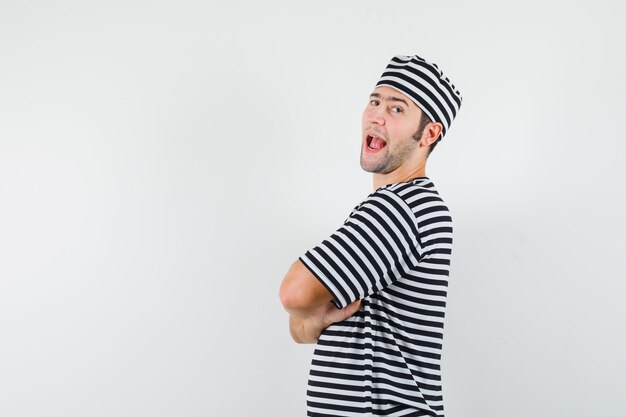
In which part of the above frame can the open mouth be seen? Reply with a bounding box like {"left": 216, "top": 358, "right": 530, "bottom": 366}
{"left": 366, "top": 135, "right": 387, "bottom": 151}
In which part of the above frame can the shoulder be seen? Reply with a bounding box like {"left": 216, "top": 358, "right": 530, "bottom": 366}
{"left": 381, "top": 179, "right": 453, "bottom": 233}
{"left": 347, "top": 186, "right": 415, "bottom": 226}
{"left": 344, "top": 179, "right": 452, "bottom": 232}
{"left": 381, "top": 179, "right": 448, "bottom": 210}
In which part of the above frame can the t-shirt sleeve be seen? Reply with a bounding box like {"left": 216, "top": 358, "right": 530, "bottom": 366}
{"left": 298, "top": 188, "right": 423, "bottom": 309}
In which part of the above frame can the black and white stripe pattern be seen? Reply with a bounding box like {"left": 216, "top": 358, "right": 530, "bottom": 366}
{"left": 375, "top": 54, "right": 463, "bottom": 141}
{"left": 299, "top": 177, "right": 452, "bottom": 417}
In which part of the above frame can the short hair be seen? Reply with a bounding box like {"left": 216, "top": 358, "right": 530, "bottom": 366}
{"left": 411, "top": 112, "right": 440, "bottom": 157}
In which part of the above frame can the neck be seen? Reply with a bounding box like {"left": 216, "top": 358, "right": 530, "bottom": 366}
{"left": 372, "top": 164, "right": 427, "bottom": 191}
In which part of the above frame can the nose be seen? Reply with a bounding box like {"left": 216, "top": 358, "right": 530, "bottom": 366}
{"left": 366, "top": 105, "right": 385, "bottom": 126}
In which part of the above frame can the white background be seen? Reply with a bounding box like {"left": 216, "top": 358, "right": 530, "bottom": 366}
{"left": 1, "top": 1, "right": 625, "bottom": 416}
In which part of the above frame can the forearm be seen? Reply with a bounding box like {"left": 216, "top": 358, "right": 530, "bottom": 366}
{"left": 285, "top": 299, "right": 362, "bottom": 344}
{"left": 289, "top": 314, "right": 324, "bottom": 344}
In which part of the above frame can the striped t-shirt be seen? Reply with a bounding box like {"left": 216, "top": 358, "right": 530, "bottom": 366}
{"left": 299, "top": 176, "right": 452, "bottom": 417}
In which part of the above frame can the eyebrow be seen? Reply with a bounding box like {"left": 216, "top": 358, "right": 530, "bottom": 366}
{"left": 369, "top": 92, "right": 410, "bottom": 107}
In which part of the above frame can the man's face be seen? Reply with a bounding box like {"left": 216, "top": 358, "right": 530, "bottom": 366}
{"left": 360, "top": 85, "right": 423, "bottom": 174}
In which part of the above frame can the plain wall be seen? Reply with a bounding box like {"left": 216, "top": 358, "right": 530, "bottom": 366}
{"left": 1, "top": 1, "right": 625, "bottom": 416}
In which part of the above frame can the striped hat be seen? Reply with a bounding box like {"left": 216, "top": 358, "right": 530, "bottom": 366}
{"left": 375, "top": 54, "right": 463, "bottom": 140}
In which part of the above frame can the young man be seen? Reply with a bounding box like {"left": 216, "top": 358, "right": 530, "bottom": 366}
{"left": 279, "top": 54, "right": 463, "bottom": 417}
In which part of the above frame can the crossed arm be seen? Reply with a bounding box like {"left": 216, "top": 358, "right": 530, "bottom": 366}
{"left": 279, "top": 259, "right": 362, "bottom": 343}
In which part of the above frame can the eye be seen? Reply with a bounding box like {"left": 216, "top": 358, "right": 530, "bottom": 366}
{"left": 391, "top": 106, "right": 404, "bottom": 114}
{"left": 369, "top": 99, "right": 379, "bottom": 106}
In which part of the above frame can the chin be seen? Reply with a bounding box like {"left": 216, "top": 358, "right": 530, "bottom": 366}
{"left": 359, "top": 159, "right": 378, "bottom": 173}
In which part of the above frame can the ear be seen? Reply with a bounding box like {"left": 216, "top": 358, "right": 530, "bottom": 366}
{"left": 420, "top": 122, "right": 443, "bottom": 147}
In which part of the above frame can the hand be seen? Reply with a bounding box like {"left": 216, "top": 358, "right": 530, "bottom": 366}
{"left": 315, "top": 298, "right": 363, "bottom": 328}
{"left": 291, "top": 299, "right": 362, "bottom": 344}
